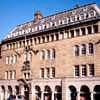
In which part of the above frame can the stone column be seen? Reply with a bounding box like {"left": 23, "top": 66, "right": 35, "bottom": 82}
{"left": 87, "top": 64, "right": 90, "bottom": 77}
{"left": 91, "top": 91, "right": 94, "bottom": 100}
{"left": 91, "top": 25, "right": 94, "bottom": 34}
{"left": 49, "top": 35, "right": 52, "bottom": 42}
{"left": 41, "top": 91, "right": 44, "bottom": 100}
{"left": 59, "top": 32, "right": 62, "bottom": 40}
{"left": 77, "top": 92, "right": 80, "bottom": 100}
{"left": 85, "top": 27, "right": 88, "bottom": 35}
{"left": 68, "top": 31, "right": 71, "bottom": 38}
{"left": 40, "top": 37, "right": 43, "bottom": 43}
{"left": 98, "top": 21, "right": 100, "bottom": 33}
{"left": 52, "top": 91, "right": 54, "bottom": 100}
{"left": 5, "top": 87, "right": 9, "bottom": 100}
{"left": 80, "top": 28, "right": 82, "bottom": 36}
{"left": 74, "top": 30, "right": 76, "bottom": 37}
{"left": 54, "top": 34, "right": 56, "bottom": 41}
{"left": 66, "top": 88, "right": 71, "bottom": 100}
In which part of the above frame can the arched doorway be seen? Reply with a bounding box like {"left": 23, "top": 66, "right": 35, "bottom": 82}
{"left": 15, "top": 85, "right": 19, "bottom": 95}
{"left": 80, "top": 85, "right": 91, "bottom": 100}
{"left": 18, "top": 79, "right": 30, "bottom": 100}
{"left": 24, "top": 85, "right": 29, "bottom": 100}
{"left": 55, "top": 85, "right": 62, "bottom": 100}
{"left": 44, "top": 86, "right": 52, "bottom": 100}
{"left": 0, "top": 86, "right": 5, "bottom": 100}
{"left": 35, "top": 85, "right": 41, "bottom": 100}
{"left": 69, "top": 85, "right": 77, "bottom": 100}
{"left": 8, "top": 86, "right": 13, "bottom": 98}
{"left": 94, "top": 85, "right": 100, "bottom": 100}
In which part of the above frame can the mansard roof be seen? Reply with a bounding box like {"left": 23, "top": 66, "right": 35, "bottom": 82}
{"left": 4, "top": 3, "right": 100, "bottom": 41}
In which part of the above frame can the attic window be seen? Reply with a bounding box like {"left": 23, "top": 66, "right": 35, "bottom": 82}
{"left": 90, "top": 10, "right": 95, "bottom": 17}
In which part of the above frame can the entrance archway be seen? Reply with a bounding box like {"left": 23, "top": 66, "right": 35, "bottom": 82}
{"left": 55, "top": 85, "right": 62, "bottom": 100}
{"left": 24, "top": 85, "right": 29, "bottom": 100}
{"left": 80, "top": 85, "right": 91, "bottom": 100}
{"left": 35, "top": 85, "right": 41, "bottom": 100}
{"left": 44, "top": 85, "right": 52, "bottom": 100}
{"left": 69, "top": 85, "right": 77, "bottom": 100}
{"left": 94, "top": 85, "right": 100, "bottom": 100}
{"left": 18, "top": 79, "right": 30, "bottom": 100}
{"left": 1, "top": 86, "right": 5, "bottom": 100}
{"left": 8, "top": 86, "right": 12, "bottom": 99}
{"left": 15, "top": 85, "right": 19, "bottom": 95}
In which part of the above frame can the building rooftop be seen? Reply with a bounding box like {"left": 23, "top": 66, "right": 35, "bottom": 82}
{"left": 3, "top": 3, "right": 100, "bottom": 41}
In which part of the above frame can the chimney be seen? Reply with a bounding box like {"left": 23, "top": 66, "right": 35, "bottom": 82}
{"left": 34, "top": 11, "right": 43, "bottom": 22}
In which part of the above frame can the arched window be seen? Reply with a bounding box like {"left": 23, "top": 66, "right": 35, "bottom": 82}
{"left": 69, "top": 85, "right": 77, "bottom": 100}
{"left": 89, "top": 43, "right": 94, "bottom": 54}
{"left": 52, "top": 49, "right": 56, "bottom": 59}
{"left": 81, "top": 44, "right": 86, "bottom": 55}
{"left": 47, "top": 50, "right": 50, "bottom": 59}
{"left": 74, "top": 45, "right": 79, "bottom": 56}
{"left": 41, "top": 50, "right": 45, "bottom": 60}
{"left": 80, "top": 85, "right": 91, "bottom": 100}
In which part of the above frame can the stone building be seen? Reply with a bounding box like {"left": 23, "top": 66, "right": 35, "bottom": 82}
{"left": 0, "top": 3, "right": 100, "bottom": 100}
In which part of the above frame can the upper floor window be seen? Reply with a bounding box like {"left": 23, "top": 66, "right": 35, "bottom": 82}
{"left": 51, "top": 67, "right": 55, "bottom": 78}
{"left": 76, "top": 29, "right": 80, "bottom": 36}
{"left": 47, "top": 50, "right": 50, "bottom": 59}
{"left": 6, "top": 56, "right": 9, "bottom": 64}
{"left": 52, "top": 49, "right": 56, "bottom": 59}
{"left": 70, "top": 30, "right": 74, "bottom": 38}
{"left": 74, "top": 45, "right": 79, "bottom": 56}
{"left": 81, "top": 44, "right": 86, "bottom": 55}
{"left": 87, "top": 27, "right": 92, "bottom": 34}
{"left": 74, "top": 65, "right": 80, "bottom": 77}
{"left": 89, "top": 10, "right": 96, "bottom": 17}
{"left": 94, "top": 25, "right": 98, "bottom": 33}
{"left": 89, "top": 43, "right": 94, "bottom": 54}
{"left": 82, "top": 65, "right": 87, "bottom": 77}
{"left": 89, "top": 64, "right": 94, "bottom": 76}
{"left": 41, "top": 50, "right": 45, "bottom": 60}
{"left": 40, "top": 68, "right": 44, "bottom": 78}
{"left": 81, "top": 28, "right": 86, "bottom": 35}
{"left": 46, "top": 68, "right": 50, "bottom": 78}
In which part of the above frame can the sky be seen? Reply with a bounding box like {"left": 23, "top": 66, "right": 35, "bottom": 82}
{"left": 0, "top": 0, "right": 100, "bottom": 42}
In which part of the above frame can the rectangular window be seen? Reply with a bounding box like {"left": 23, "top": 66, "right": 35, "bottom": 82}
{"left": 82, "top": 65, "right": 87, "bottom": 76}
{"left": 74, "top": 65, "right": 80, "bottom": 77}
{"left": 46, "top": 68, "right": 50, "bottom": 78}
{"left": 76, "top": 29, "right": 80, "bottom": 36}
{"left": 89, "top": 64, "right": 94, "bottom": 76}
{"left": 40, "top": 68, "right": 44, "bottom": 78}
{"left": 94, "top": 25, "right": 98, "bottom": 33}
{"left": 52, "top": 67, "right": 55, "bottom": 78}
{"left": 70, "top": 30, "right": 74, "bottom": 38}
{"left": 6, "top": 56, "right": 9, "bottom": 64}
{"left": 81, "top": 28, "right": 86, "bottom": 35}
{"left": 87, "top": 27, "right": 92, "bottom": 34}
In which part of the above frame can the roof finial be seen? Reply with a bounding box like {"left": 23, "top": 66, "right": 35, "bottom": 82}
{"left": 75, "top": 3, "right": 80, "bottom": 8}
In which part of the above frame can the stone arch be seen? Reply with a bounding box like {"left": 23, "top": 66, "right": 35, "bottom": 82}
{"left": 15, "top": 85, "right": 19, "bottom": 95}
{"left": 80, "top": 85, "right": 91, "bottom": 100}
{"left": 8, "top": 85, "right": 13, "bottom": 98}
{"left": 55, "top": 85, "right": 62, "bottom": 100}
{"left": 44, "top": 85, "right": 52, "bottom": 100}
{"left": 69, "top": 85, "right": 77, "bottom": 100}
{"left": 0, "top": 86, "right": 5, "bottom": 100}
{"left": 35, "top": 85, "right": 41, "bottom": 100}
{"left": 94, "top": 85, "right": 100, "bottom": 100}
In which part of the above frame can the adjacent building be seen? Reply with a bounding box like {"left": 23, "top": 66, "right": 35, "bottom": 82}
{"left": 0, "top": 3, "right": 100, "bottom": 100}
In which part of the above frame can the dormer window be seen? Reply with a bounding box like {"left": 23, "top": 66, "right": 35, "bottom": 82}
{"left": 50, "top": 22, "right": 53, "bottom": 27}
{"left": 80, "top": 14, "right": 84, "bottom": 20}
{"left": 71, "top": 16, "right": 75, "bottom": 22}
{"left": 35, "top": 26, "right": 38, "bottom": 31}
{"left": 89, "top": 10, "right": 96, "bottom": 17}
